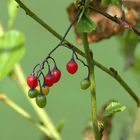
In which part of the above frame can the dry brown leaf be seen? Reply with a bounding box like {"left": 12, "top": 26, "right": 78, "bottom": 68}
{"left": 67, "top": 1, "right": 139, "bottom": 44}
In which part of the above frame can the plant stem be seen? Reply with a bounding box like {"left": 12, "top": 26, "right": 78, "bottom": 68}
{"left": 82, "top": 33, "right": 101, "bottom": 140}
{"left": 15, "top": 0, "right": 85, "bottom": 57}
{"left": 13, "top": 64, "right": 61, "bottom": 140}
{"left": 0, "top": 93, "right": 52, "bottom": 137}
{"left": 94, "top": 61, "right": 140, "bottom": 107}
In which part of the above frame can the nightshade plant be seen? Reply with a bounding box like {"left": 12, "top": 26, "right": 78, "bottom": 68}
{"left": 0, "top": 0, "right": 140, "bottom": 140}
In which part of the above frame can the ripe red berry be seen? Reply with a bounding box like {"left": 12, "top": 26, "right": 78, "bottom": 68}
{"left": 27, "top": 75, "right": 38, "bottom": 88}
{"left": 66, "top": 60, "right": 78, "bottom": 74}
{"left": 51, "top": 69, "right": 61, "bottom": 83}
{"left": 44, "top": 74, "right": 54, "bottom": 87}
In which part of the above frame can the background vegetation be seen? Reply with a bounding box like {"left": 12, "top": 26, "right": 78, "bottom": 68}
{"left": 0, "top": 0, "right": 140, "bottom": 140}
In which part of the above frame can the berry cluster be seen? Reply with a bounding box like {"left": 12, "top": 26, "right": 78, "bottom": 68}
{"left": 26, "top": 52, "right": 91, "bottom": 108}
{"left": 26, "top": 1, "right": 90, "bottom": 108}
{"left": 27, "top": 60, "right": 61, "bottom": 108}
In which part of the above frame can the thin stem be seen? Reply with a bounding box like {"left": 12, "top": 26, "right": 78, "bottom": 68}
{"left": 74, "top": 52, "right": 88, "bottom": 67}
{"left": 47, "top": 9, "right": 82, "bottom": 57}
{"left": 15, "top": 0, "right": 85, "bottom": 57}
{"left": 82, "top": 33, "right": 101, "bottom": 140}
{"left": 0, "top": 94, "right": 51, "bottom": 138}
{"left": 13, "top": 64, "right": 62, "bottom": 140}
{"left": 94, "top": 60, "right": 140, "bottom": 106}
{"left": 89, "top": 5, "right": 140, "bottom": 36}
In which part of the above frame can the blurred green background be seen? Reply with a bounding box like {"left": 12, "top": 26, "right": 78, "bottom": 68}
{"left": 0, "top": 0, "right": 140, "bottom": 140}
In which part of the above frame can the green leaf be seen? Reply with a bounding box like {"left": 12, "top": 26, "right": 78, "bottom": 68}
{"left": 8, "top": 0, "right": 18, "bottom": 28}
{"left": 0, "top": 30, "right": 25, "bottom": 80}
{"left": 76, "top": 14, "right": 96, "bottom": 33}
{"left": 102, "top": 0, "right": 120, "bottom": 5}
{"left": 101, "top": 0, "right": 111, "bottom": 5}
{"left": 111, "top": 0, "right": 120, "bottom": 5}
{"left": 103, "top": 101, "right": 126, "bottom": 118}
{"left": 77, "top": 6, "right": 85, "bottom": 23}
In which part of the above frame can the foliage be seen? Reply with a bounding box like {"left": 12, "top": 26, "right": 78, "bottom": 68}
{"left": 103, "top": 101, "right": 126, "bottom": 119}
{"left": 0, "top": 30, "right": 25, "bottom": 80}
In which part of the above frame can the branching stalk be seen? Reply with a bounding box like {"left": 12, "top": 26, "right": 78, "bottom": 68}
{"left": 15, "top": 0, "right": 85, "bottom": 57}
{"left": 14, "top": 0, "right": 140, "bottom": 106}
{"left": 0, "top": 94, "right": 52, "bottom": 137}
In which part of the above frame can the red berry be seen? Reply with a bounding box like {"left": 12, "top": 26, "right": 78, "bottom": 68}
{"left": 51, "top": 69, "right": 61, "bottom": 83}
{"left": 66, "top": 60, "right": 78, "bottom": 74}
{"left": 44, "top": 75, "right": 54, "bottom": 87}
{"left": 27, "top": 75, "right": 38, "bottom": 88}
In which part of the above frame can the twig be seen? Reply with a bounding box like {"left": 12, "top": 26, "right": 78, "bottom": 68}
{"left": 15, "top": 0, "right": 85, "bottom": 58}
{"left": 94, "top": 60, "right": 140, "bottom": 107}
{"left": 0, "top": 94, "right": 51, "bottom": 137}
{"left": 47, "top": 9, "right": 82, "bottom": 57}
{"left": 89, "top": 5, "right": 140, "bottom": 36}
{"left": 35, "top": 8, "right": 82, "bottom": 75}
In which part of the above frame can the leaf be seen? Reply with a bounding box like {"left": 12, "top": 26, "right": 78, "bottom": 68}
{"left": 67, "top": 3, "right": 138, "bottom": 44}
{"left": 101, "top": 0, "right": 120, "bottom": 5}
{"left": 77, "top": 6, "right": 85, "bottom": 23}
{"left": 0, "top": 30, "right": 25, "bottom": 80}
{"left": 76, "top": 14, "right": 96, "bottom": 33}
{"left": 101, "top": 0, "right": 111, "bottom": 5}
{"left": 8, "top": 0, "right": 18, "bottom": 28}
{"left": 103, "top": 101, "right": 126, "bottom": 119}
{"left": 111, "top": 0, "right": 120, "bottom": 5}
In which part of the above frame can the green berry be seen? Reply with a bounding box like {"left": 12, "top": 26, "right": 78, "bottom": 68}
{"left": 36, "top": 95, "right": 47, "bottom": 108}
{"left": 80, "top": 79, "right": 90, "bottom": 90}
{"left": 28, "top": 88, "right": 38, "bottom": 98}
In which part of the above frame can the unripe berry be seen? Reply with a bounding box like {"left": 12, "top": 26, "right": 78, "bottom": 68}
{"left": 36, "top": 95, "right": 47, "bottom": 108}
{"left": 80, "top": 78, "right": 90, "bottom": 90}
{"left": 28, "top": 88, "right": 39, "bottom": 98}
